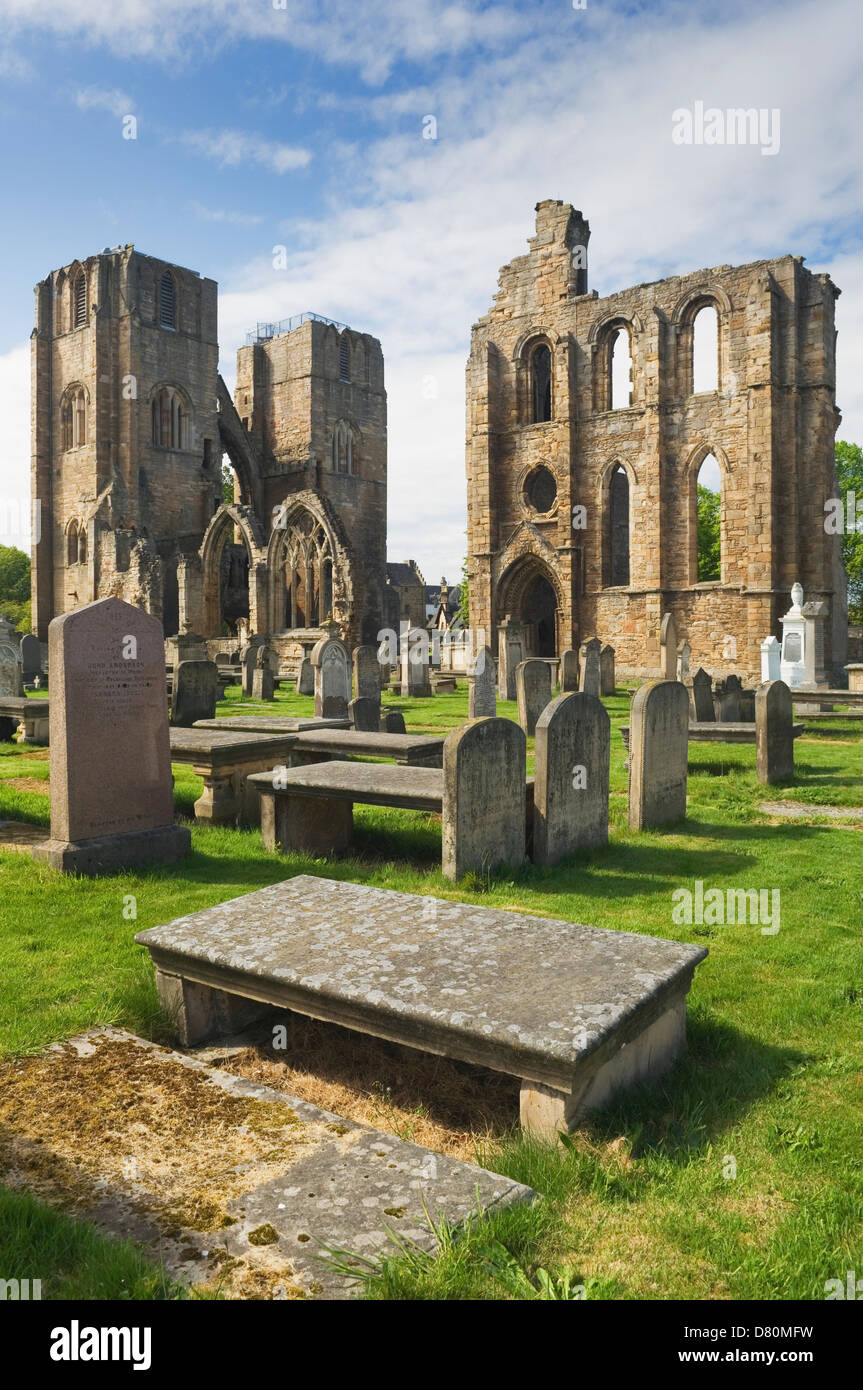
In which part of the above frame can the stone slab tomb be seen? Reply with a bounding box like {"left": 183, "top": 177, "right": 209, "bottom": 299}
{"left": 171, "top": 658, "right": 219, "bottom": 727}
{"left": 533, "top": 693, "right": 610, "bottom": 865}
{"left": 756, "top": 679, "right": 795, "bottom": 785}
{"left": 136, "top": 876, "right": 707, "bottom": 1141}
{"left": 515, "top": 658, "right": 551, "bottom": 736}
{"left": 0, "top": 695, "right": 50, "bottom": 745}
{"left": 32, "top": 597, "right": 190, "bottom": 873}
{"left": 0, "top": 1028, "right": 531, "bottom": 1300}
{"left": 169, "top": 727, "right": 298, "bottom": 824}
{"left": 628, "top": 679, "right": 689, "bottom": 831}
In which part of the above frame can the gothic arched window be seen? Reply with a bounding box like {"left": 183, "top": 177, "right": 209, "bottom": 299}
{"left": 531, "top": 343, "right": 552, "bottom": 423}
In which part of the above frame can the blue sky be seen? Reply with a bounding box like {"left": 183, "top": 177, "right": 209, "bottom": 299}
{"left": 1, "top": 0, "right": 862, "bottom": 578}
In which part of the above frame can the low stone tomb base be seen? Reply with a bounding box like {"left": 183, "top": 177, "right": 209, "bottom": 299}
{"left": 0, "top": 1028, "right": 531, "bottom": 1300}
{"left": 32, "top": 823, "right": 190, "bottom": 875}
{"left": 136, "top": 876, "right": 706, "bottom": 1141}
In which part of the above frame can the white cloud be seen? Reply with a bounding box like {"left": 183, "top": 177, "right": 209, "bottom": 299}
{"left": 178, "top": 128, "right": 310, "bottom": 174}
{"left": 74, "top": 85, "right": 134, "bottom": 117}
{"left": 0, "top": 48, "right": 32, "bottom": 79}
{"left": 188, "top": 201, "right": 262, "bottom": 227}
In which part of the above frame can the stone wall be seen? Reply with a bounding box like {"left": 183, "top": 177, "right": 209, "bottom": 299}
{"left": 466, "top": 200, "right": 845, "bottom": 682}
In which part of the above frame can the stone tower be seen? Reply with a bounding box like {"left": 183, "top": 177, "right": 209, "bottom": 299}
{"left": 466, "top": 200, "right": 845, "bottom": 681}
{"left": 31, "top": 245, "right": 220, "bottom": 639}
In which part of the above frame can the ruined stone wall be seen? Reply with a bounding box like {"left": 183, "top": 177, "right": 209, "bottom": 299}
{"left": 466, "top": 200, "right": 844, "bottom": 682}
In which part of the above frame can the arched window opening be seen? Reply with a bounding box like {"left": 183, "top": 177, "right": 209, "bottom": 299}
{"left": 331, "top": 421, "right": 352, "bottom": 473}
{"left": 692, "top": 304, "right": 719, "bottom": 392}
{"left": 66, "top": 521, "right": 78, "bottom": 566}
{"left": 78, "top": 528, "right": 87, "bottom": 565}
{"left": 151, "top": 386, "right": 191, "bottom": 449}
{"left": 696, "top": 452, "right": 721, "bottom": 581}
{"left": 521, "top": 573, "right": 557, "bottom": 658}
{"left": 339, "top": 336, "right": 350, "bottom": 382}
{"left": 531, "top": 343, "right": 552, "bottom": 423}
{"left": 278, "top": 510, "right": 334, "bottom": 631}
{"left": 73, "top": 272, "right": 86, "bottom": 329}
{"left": 608, "top": 465, "right": 630, "bottom": 586}
{"left": 159, "top": 272, "right": 176, "bottom": 329}
{"left": 610, "top": 328, "right": 632, "bottom": 409}
{"left": 61, "top": 398, "right": 73, "bottom": 452}
{"left": 62, "top": 387, "right": 86, "bottom": 449}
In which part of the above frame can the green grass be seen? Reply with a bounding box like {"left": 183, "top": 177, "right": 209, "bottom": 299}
{"left": 1, "top": 682, "right": 862, "bottom": 1300}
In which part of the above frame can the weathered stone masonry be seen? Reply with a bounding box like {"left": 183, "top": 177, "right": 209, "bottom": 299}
{"left": 466, "top": 201, "right": 845, "bottom": 682}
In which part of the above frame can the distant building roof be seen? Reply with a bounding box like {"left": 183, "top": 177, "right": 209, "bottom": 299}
{"left": 386, "top": 562, "right": 423, "bottom": 587}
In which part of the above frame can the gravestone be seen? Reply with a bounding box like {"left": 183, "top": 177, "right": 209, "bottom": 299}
{"left": 241, "top": 638, "right": 265, "bottom": 697}
{"left": 579, "top": 638, "right": 601, "bottom": 699}
{"left": 353, "top": 645, "right": 381, "bottom": 704}
{"left": 400, "top": 629, "right": 431, "bottom": 697}
{"left": 468, "top": 646, "right": 496, "bottom": 719}
{"left": 761, "top": 635, "right": 781, "bottom": 683}
{"left": 171, "top": 659, "right": 219, "bottom": 727}
{"left": 0, "top": 619, "right": 23, "bottom": 698}
{"left": 533, "top": 693, "right": 610, "bottom": 865}
{"left": 628, "top": 679, "right": 689, "bottom": 831}
{"left": 20, "top": 633, "right": 42, "bottom": 683}
{"left": 312, "top": 636, "right": 351, "bottom": 718}
{"left": 515, "top": 659, "right": 551, "bottom": 736}
{"left": 560, "top": 649, "right": 579, "bottom": 693}
{"left": 718, "top": 674, "right": 742, "bottom": 722}
{"left": 252, "top": 646, "right": 275, "bottom": 701}
{"left": 297, "top": 656, "right": 314, "bottom": 695}
{"left": 349, "top": 696, "right": 380, "bottom": 732}
{"left": 381, "top": 709, "right": 406, "bottom": 734}
{"left": 691, "top": 668, "right": 714, "bottom": 722}
{"left": 599, "top": 643, "right": 615, "bottom": 696}
{"left": 756, "top": 680, "right": 794, "bottom": 785}
{"left": 497, "top": 617, "right": 525, "bottom": 701}
{"left": 676, "top": 641, "right": 691, "bottom": 684}
{"left": 659, "top": 614, "right": 678, "bottom": 679}
{"left": 32, "top": 597, "right": 190, "bottom": 873}
{"left": 442, "top": 717, "right": 526, "bottom": 881}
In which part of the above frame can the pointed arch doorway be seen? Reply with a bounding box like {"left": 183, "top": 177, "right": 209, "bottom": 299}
{"left": 498, "top": 556, "right": 561, "bottom": 658}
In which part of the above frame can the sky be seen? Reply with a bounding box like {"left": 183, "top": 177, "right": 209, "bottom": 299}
{"left": 0, "top": 0, "right": 861, "bottom": 580}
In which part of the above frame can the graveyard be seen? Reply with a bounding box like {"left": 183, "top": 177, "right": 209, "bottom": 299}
{"left": 1, "top": 655, "right": 862, "bottom": 1301}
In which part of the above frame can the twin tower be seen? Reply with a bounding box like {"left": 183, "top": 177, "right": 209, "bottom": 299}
{"left": 30, "top": 244, "right": 388, "bottom": 657}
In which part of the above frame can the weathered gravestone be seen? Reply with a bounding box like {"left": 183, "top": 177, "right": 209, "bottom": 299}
{"left": 32, "top": 597, "right": 190, "bottom": 873}
{"left": 515, "top": 659, "right": 551, "bottom": 736}
{"left": 297, "top": 656, "right": 314, "bottom": 695}
{"left": 691, "top": 667, "right": 714, "bottom": 722}
{"left": 171, "top": 659, "right": 219, "bottom": 727}
{"left": 20, "top": 633, "right": 42, "bottom": 684}
{"left": 0, "top": 617, "right": 24, "bottom": 697}
{"left": 756, "top": 679, "right": 794, "bottom": 785}
{"left": 312, "top": 635, "right": 351, "bottom": 718}
{"left": 400, "top": 629, "right": 431, "bottom": 697}
{"left": 252, "top": 645, "right": 275, "bottom": 701}
{"left": 560, "top": 648, "right": 579, "bottom": 693}
{"left": 468, "top": 646, "right": 496, "bottom": 719}
{"left": 241, "top": 638, "right": 265, "bottom": 697}
{"left": 628, "top": 679, "right": 689, "bottom": 831}
{"left": 534, "top": 693, "right": 610, "bottom": 865}
{"left": 717, "top": 673, "right": 742, "bottom": 722}
{"left": 497, "top": 617, "right": 525, "bottom": 701}
{"left": 676, "top": 641, "right": 691, "bottom": 684}
{"left": 352, "top": 645, "right": 381, "bottom": 704}
{"left": 349, "top": 696, "right": 380, "bottom": 732}
{"left": 579, "top": 637, "right": 601, "bottom": 699}
{"left": 442, "top": 717, "right": 526, "bottom": 881}
{"left": 599, "top": 643, "right": 615, "bottom": 696}
{"left": 381, "top": 709, "right": 406, "bottom": 734}
{"left": 659, "top": 613, "right": 677, "bottom": 679}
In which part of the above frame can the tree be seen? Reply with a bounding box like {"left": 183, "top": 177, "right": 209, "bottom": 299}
{"left": 222, "top": 461, "right": 235, "bottom": 505}
{"left": 696, "top": 486, "right": 721, "bottom": 581}
{"left": 458, "top": 554, "right": 470, "bottom": 627}
{"left": 0, "top": 545, "right": 31, "bottom": 631}
{"left": 834, "top": 440, "right": 863, "bottom": 622}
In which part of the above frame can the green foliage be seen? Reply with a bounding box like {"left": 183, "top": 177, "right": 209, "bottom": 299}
{"left": 221, "top": 462, "right": 235, "bottom": 506}
{"left": 697, "top": 485, "right": 721, "bottom": 581}
{"left": 0, "top": 546, "right": 31, "bottom": 631}
{"left": 835, "top": 441, "right": 863, "bottom": 622}
{"left": 458, "top": 554, "right": 469, "bottom": 627}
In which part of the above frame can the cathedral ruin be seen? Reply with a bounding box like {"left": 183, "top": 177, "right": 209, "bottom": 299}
{"left": 30, "top": 245, "right": 387, "bottom": 661}
{"left": 465, "top": 200, "right": 846, "bottom": 681}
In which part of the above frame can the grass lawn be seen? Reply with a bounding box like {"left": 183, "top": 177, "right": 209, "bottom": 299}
{"left": 1, "top": 681, "right": 861, "bottom": 1300}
